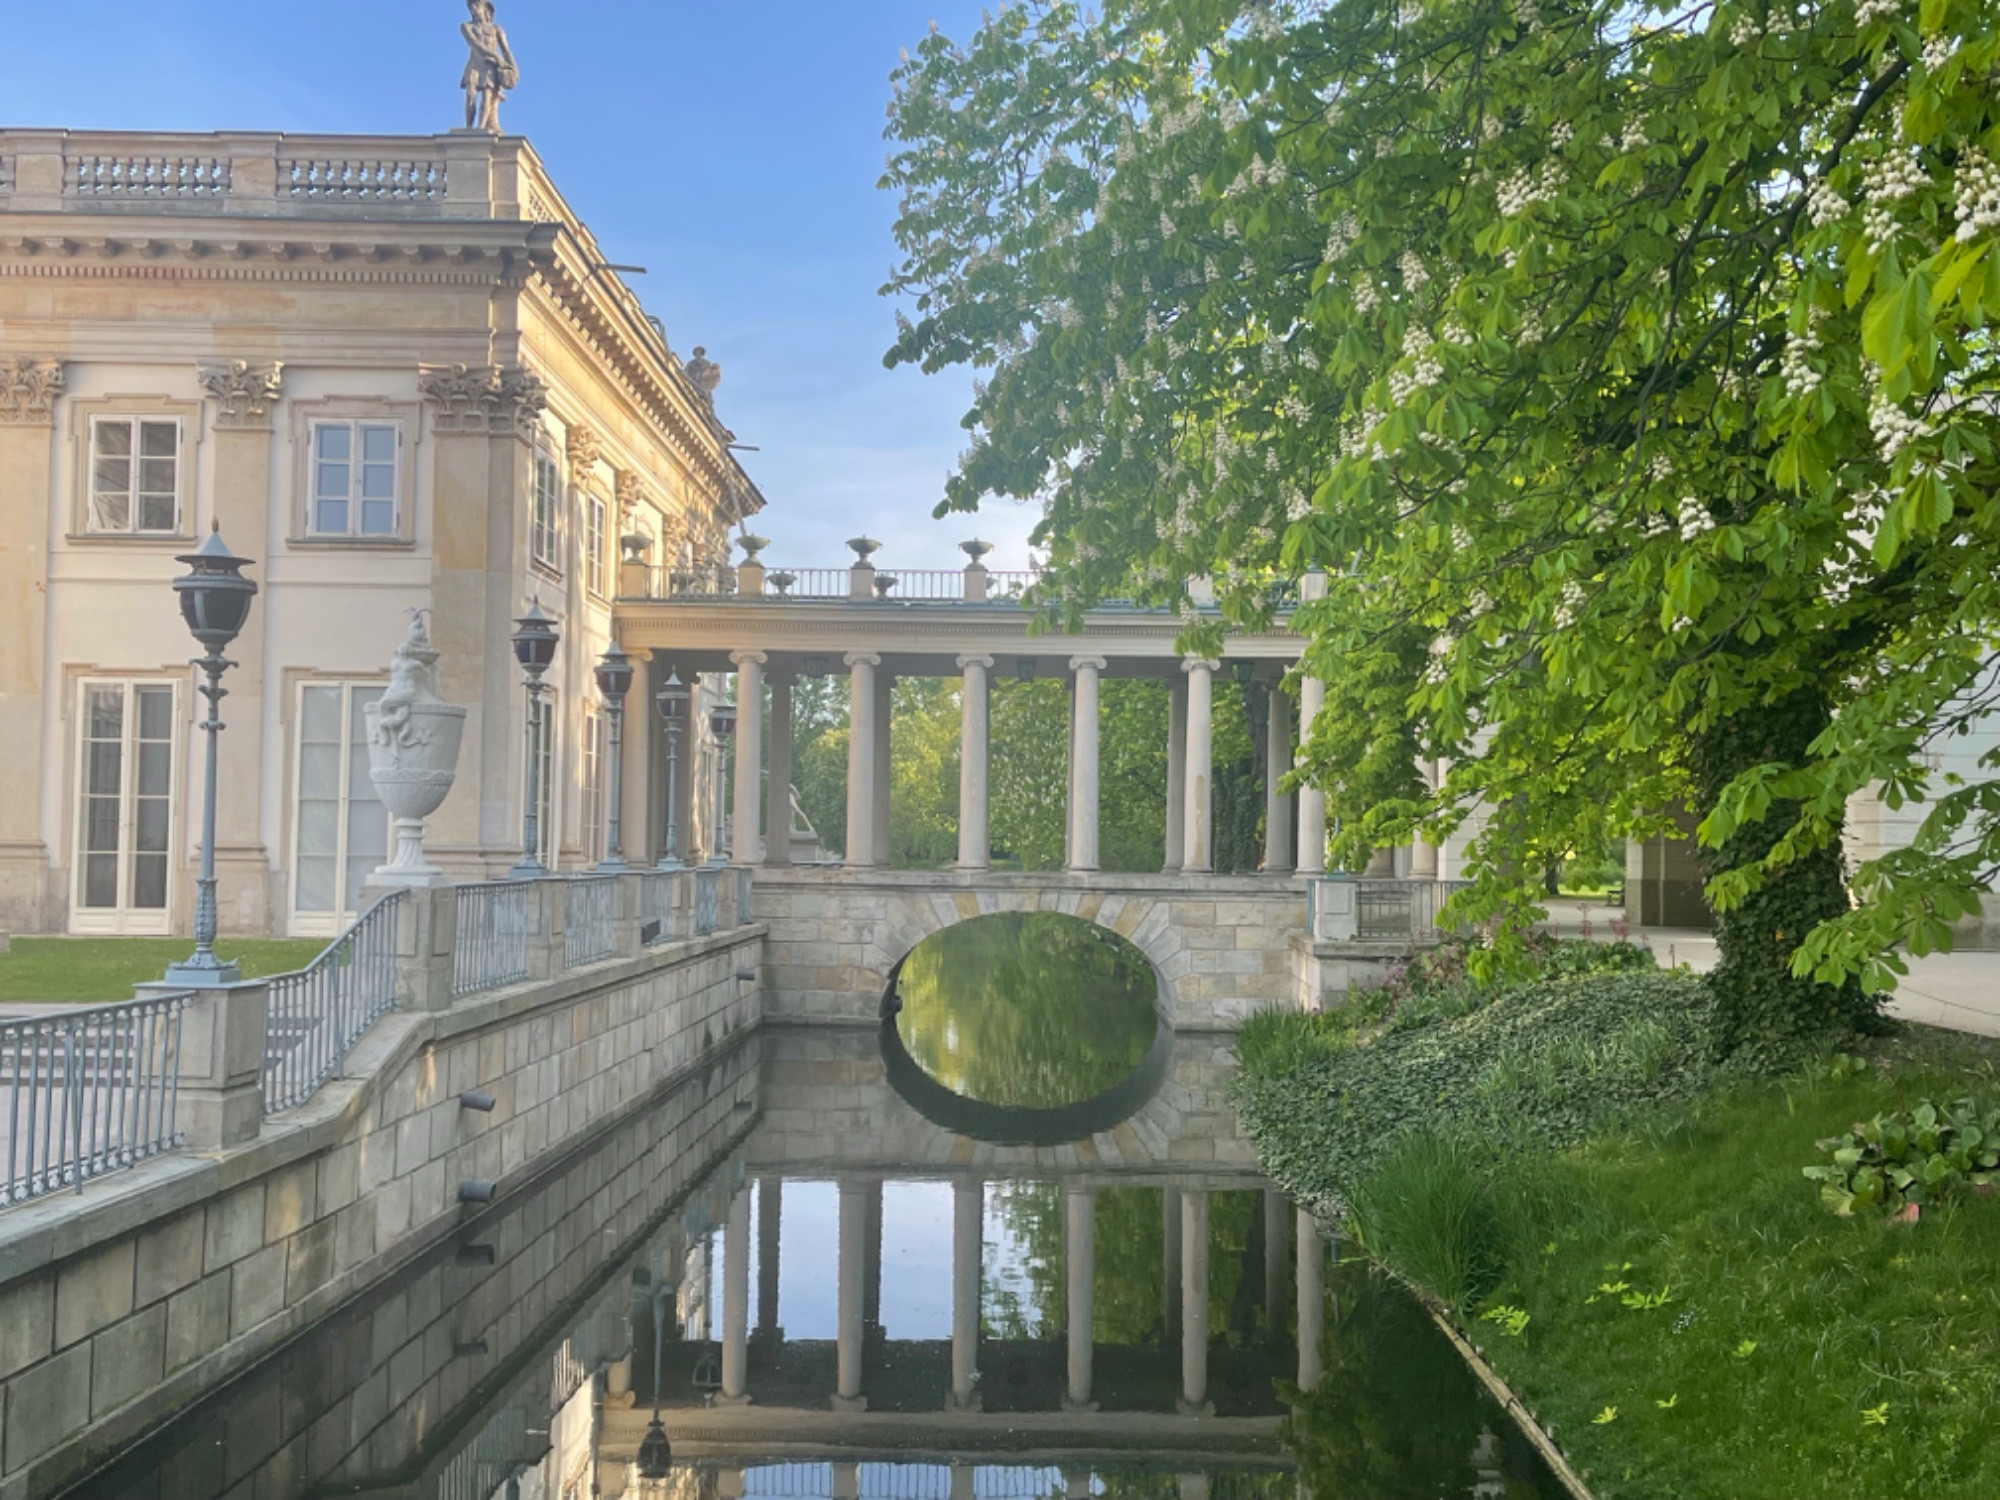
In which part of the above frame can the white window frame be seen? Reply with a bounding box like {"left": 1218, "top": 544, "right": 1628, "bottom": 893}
{"left": 305, "top": 420, "right": 404, "bottom": 540}
{"left": 529, "top": 687, "right": 560, "bottom": 867}
{"left": 584, "top": 491, "right": 608, "bottom": 599}
{"left": 581, "top": 706, "right": 605, "bottom": 865}
{"left": 84, "top": 416, "right": 184, "bottom": 536}
{"left": 70, "top": 678, "right": 181, "bottom": 936}
{"left": 288, "top": 679, "right": 390, "bottom": 937}
{"left": 532, "top": 449, "right": 563, "bottom": 575}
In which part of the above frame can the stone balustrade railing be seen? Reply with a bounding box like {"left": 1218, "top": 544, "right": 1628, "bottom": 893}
{"left": 0, "top": 130, "right": 564, "bottom": 223}
{"left": 1307, "top": 876, "right": 1474, "bottom": 943}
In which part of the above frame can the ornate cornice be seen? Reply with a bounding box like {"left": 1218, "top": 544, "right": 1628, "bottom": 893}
{"left": 566, "top": 423, "right": 602, "bottom": 480}
{"left": 197, "top": 359, "right": 283, "bottom": 430}
{"left": 0, "top": 358, "right": 64, "bottom": 426}
{"left": 419, "top": 363, "right": 548, "bottom": 441}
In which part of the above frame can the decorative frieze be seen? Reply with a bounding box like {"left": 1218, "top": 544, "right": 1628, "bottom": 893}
{"left": 0, "top": 358, "right": 64, "bottom": 426}
{"left": 566, "top": 423, "right": 603, "bottom": 479}
{"left": 418, "top": 362, "right": 548, "bottom": 440}
{"left": 197, "top": 359, "right": 284, "bottom": 430}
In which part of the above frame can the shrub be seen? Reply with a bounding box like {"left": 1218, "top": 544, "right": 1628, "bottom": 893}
{"left": 1348, "top": 1129, "right": 1504, "bottom": 1310}
{"left": 1236, "top": 972, "right": 1714, "bottom": 1207}
{"left": 1804, "top": 1097, "right": 2000, "bottom": 1217}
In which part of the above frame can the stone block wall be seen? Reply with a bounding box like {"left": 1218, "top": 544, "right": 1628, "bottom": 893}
{"left": 755, "top": 869, "right": 1305, "bottom": 1030}
{"left": 0, "top": 923, "right": 763, "bottom": 1500}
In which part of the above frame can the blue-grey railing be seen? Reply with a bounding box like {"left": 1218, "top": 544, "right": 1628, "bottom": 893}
{"left": 1309, "top": 876, "right": 1474, "bottom": 942}
{"left": 454, "top": 881, "right": 533, "bottom": 996}
{"left": 263, "top": 889, "right": 405, "bottom": 1115}
{"left": 563, "top": 875, "right": 617, "bottom": 968}
{"left": 2, "top": 992, "right": 188, "bottom": 1207}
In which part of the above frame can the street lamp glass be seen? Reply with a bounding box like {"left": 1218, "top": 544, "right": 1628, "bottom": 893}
{"left": 510, "top": 604, "right": 560, "bottom": 673}
{"left": 655, "top": 671, "right": 689, "bottom": 722}
{"left": 635, "top": 1417, "right": 673, "bottom": 1478}
{"left": 709, "top": 702, "right": 737, "bottom": 742}
{"left": 594, "top": 643, "right": 634, "bottom": 700}
{"left": 172, "top": 528, "right": 259, "bottom": 653}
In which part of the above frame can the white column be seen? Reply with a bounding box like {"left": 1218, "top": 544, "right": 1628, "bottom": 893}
{"left": 765, "top": 673, "right": 793, "bottom": 868}
{"left": 957, "top": 656, "right": 993, "bottom": 870}
{"left": 720, "top": 1183, "right": 751, "bottom": 1403}
{"left": 1265, "top": 686, "right": 1293, "bottom": 872}
{"left": 844, "top": 654, "right": 879, "bottom": 868}
{"left": 1064, "top": 1186, "right": 1096, "bottom": 1410}
{"left": 1165, "top": 680, "right": 1187, "bottom": 871}
{"left": 731, "top": 653, "right": 765, "bottom": 866}
{"left": 1296, "top": 1208, "right": 1324, "bottom": 1392}
{"left": 1296, "top": 674, "right": 1327, "bottom": 876}
{"left": 1182, "top": 660, "right": 1217, "bottom": 874}
{"left": 1263, "top": 1189, "right": 1289, "bottom": 1334}
{"left": 950, "top": 1177, "right": 982, "bottom": 1410}
{"left": 1162, "top": 1185, "right": 1182, "bottom": 1341}
{"left": 1067, "top": 657, "right": 1105, "bottom": 873}
{"left": 834, "top": 1178, "right": 868, "bottom": 1410}
{"left": 873, "top": 671, "right": 895, "bottom": 867}
{"left": 1179, "top": 1189, "right": 1212, "bottom": 1415}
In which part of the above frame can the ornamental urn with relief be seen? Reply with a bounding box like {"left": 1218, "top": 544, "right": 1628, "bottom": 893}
{"left": 364, "top": 612, "right": 467, "bottom": 886}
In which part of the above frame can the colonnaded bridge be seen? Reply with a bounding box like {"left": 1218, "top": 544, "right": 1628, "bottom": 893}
{"left": 611, "top": 545, "right": 1464, "bottom": 1023}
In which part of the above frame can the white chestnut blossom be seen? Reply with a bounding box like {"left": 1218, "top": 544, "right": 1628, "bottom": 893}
{"left": 1353, "top": 277, "right": 1381, "bottom": 313}
{"left": 1400, "top": 249, "right": 1431, "bottom": 289}
{"left": 1780, "top": 322, "right": 1823, "bottom": 399}
{"left": 1862, "top": 150, "right": 1930, "bottom": 253}
{"left": 1920, "top": 35, "right": 1959, "bottom": 72}
{"left": 1806, "top": 180, "right": 1850, "bottom": 229}
{"left": 1955, "top": 148, "right": 2000, "bottom": 243}
{"left": 1553, "top": 580, "right": 1585, "bottom": 628}
{"left": 1869, "top": 392, "right": 1929, "bottom": 463}
{"left": 1854, "top": 0, "right": 1900, "bottom": 20}
{"left": 1677, "top": 495, "right": 1712, "bottom": 541}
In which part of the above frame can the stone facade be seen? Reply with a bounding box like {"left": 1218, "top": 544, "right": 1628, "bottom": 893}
{"left": 753, "top": 868, "right": 1309, "bottom": 1029}
{"left": 0, "top": 920, "right": 761, "bottom": 1500}
{"left": 0, "top": 129, "right": 759, "bottom": 940}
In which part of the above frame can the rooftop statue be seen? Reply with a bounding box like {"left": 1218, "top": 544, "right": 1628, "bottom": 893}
{"left": 460, "top": 0, "right": 519, "bottom": 134}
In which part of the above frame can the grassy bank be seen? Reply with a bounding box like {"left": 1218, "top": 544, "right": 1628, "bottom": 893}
{"left": 0, "top": 937, "right": 329, "bottom": 1004}
{"left": 1236, "top": 950, "right": 2000, "bottom": 1498}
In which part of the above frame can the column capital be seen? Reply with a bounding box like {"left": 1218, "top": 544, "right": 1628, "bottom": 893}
{"left": 730, "top": 650, "right": 768, "bottom": 668}
{"left": 197, "top": 359, "right": 284, "bottom": 431}
{"left": 0, "top": 358, "right": 66, "bottom": 427}
{"left": 844, "top": 652, "right": 882, "bottom": 669}
{"left": 1181, "top": 656, "right": 1221, "bottom": 674}
{"left": 1068, "top": 655, "right": 1108, "bottom": 674}
{"left": 955, "top": 653, "right": 995, "bottom": 672}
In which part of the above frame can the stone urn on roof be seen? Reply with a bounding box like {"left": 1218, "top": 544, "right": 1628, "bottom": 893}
{"left": 365, "top": 611, "right": 467, "bottom": 887}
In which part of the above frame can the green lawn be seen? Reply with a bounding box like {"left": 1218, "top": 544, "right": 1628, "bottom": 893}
{"left": 0, "top": 937, "right": 330, "bottom": 1004}
{"left": 1460, "top": 1027, "right": 2000, "bottom": 1499}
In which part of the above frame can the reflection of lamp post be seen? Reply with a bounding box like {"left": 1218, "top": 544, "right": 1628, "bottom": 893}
{"left": 594, "top": 644, "right": 634, "bottom": 871}
{"left": 707, "top": 700, "right": 736, "bottom": 867}
{"left": 655, "top": 672, "right": 688, "bottom": 869}
{"left": 635, "top": 1267, "right": 674, "bottom": 1483}
{"left": 507, "top": 605, "right": 560, "bottom": 880}
{"left": 165, "top": 527, "right": 259, "bottom": 988}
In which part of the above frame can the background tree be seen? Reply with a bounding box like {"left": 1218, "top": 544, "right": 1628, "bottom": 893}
{"left": 882, "top": 0, "right": 2000, "bottom": 1061}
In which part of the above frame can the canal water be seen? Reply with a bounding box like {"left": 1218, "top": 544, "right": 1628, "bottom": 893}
{"left": 65, "top": 916, "right": 1566, "bottom": 1499}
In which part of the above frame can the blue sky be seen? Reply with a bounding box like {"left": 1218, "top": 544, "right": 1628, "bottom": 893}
{"left": 5, "top": 0, "right": 1038, "bottom": 570}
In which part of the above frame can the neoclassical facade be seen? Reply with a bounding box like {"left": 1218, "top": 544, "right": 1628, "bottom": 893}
{"left": 0, "top": 129, "right": 759, "bottom": 938}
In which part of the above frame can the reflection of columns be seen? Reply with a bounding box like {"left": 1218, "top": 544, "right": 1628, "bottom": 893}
{"left": 863, "top": 1177, "right": 885, "bottom": 1337}
{"left": 949, "top": 1467, "right": 975, "bottom": 1500}
{"left": 720, "top": 1185, "right": 751, "bottom": 1403}
{"left": 833, "top": 1179, "right": 868, "bottom": 1410}
{"left": 731, "top": 653, "right": 765, "bottom": 865}
{"left": 1296, "top": 1208, "right": 1325, "bottom": 1392}
{"left": 1182, "top": 660, "right": 1217, "bottom": 873}
{"left": 1179, "top": 1190, "right": 1212, "bottom": 1415}
{"left": 1178, "top": 1475, "right": 1211, "bottom": 1500}
{"left": 950, "top": 1178, "right": 983, "bottom": 1410}
{"left": 1067, "top": 657, "right": 1105, "bottom": 873}
{"left": 872, "top": 673, "right": 895, "bottom": 867}
{"left": 1263, "top": 1190, "right": 1289, "bottom": 1336}
{"left": 1064, "top": 1187, "right": 1097, "bottom": 1410}
{"left": 832, "top": 1464, "right": 861, "bottom": 1500}
{"left": 765, "top": 674, "right": 794, "bottom": 868}
{"left": 1064, "top": 1470, "right": 1093, "bottom": 1500}
{"left": 957, "top": 655, "right": 993, "bottom": 870}
{"left": 1162, "top": 1185, "right": 1182, "bottom": 1342}
{"left": 717, "top": 1470, "right": 746, "bottom": 1500}
{"left": 1296, "top": 675, "right": 1327, "bottom": 875}
{"left": 1264, "top": 687, "right": 1293, "bottom": 872}
{"left": 756, "top": 1176, "right": 782, "bottom": 1340}
{"left": 1164, "top": 681, "right": 1188, "bottom": 871}
{"left": 844, "top": 655, "right": 880, "bottom": 868}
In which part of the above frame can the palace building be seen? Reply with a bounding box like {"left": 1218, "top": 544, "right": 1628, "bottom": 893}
{"left": 0, "top": 128, "right": 759, "bottom": 939}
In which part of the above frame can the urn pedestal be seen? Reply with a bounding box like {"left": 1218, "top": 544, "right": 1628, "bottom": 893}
{"left": 365, "top": 700, "right": 467, "bottom": 888}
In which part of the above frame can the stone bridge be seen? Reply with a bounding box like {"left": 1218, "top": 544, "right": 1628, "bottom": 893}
{"left": 754, "top": 867, "right": 1314, "bottom": 1028}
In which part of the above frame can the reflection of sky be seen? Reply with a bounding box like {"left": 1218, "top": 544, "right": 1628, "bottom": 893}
{"left": 743, "top": 1465, "right": 1096, "bottom": 1498}
{"left": 879, "top": 1182, "right": 953, "bottom": 1338}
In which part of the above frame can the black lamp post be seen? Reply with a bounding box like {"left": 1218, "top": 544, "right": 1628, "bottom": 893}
{"left": 706, "top": 700, "right": 737, "bottom": 867}
{"left": 594, "top": 644, "right": 635, "bottom": 871}
{"left": 508, "top": 604, "right": 560, "bottom": 881}
{"left": 654, "top": 671, "right": 688, "bottom": 869}
{"left": 634, "top": 1268, "right": 674, "bottom": 1482}
{"left": 165, "top": 526, "right": 258, "bottom": 987}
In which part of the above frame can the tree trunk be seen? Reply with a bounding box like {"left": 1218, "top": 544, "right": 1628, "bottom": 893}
{"left": 1689, "top": 687, "right": 1880, "bottom": 1065}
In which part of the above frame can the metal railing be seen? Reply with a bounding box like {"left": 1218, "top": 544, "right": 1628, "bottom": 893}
{"left": 762, "top": 566, "right": 857, "bottom": 599}
{"left": 3, "top": 993, "right": 188, "bottom": 1207}
{"left": 638, "top": 869, "right": 680, "bottom": 944}
{"left": 642, "top": 563, "right": 1046, "bottom": 604}
{"left": 563, "top": 875, "right": 617, "bottom": 968}
{"left": 1309, "top": 876, "right": 1474, "bottom": 943}
{"left": 263, "top": 889, "right": 406, "bottom": 1115}
{"left": 694, "top": 869, "right": 721, "bottom": 936}
{"left": 454, "top": 881, "right": 534, "bottom": 996}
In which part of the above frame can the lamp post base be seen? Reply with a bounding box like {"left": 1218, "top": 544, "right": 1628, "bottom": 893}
{"left": 506, "top": 858, "right": 547, "bottom": 882}
{"left": 163, "top": 957, "right": 243, "bottom": 988}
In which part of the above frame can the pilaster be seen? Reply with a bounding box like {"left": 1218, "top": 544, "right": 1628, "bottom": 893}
{"left": 0, "top": 358, "right": 63, "bottom": 931}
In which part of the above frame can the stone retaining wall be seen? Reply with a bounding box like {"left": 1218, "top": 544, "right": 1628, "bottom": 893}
{"left": 754, "top": 869, "right": 1307, "bottom": 1029}
{"left": 0, "top": 923, "right": 763, "bottom": 1500}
